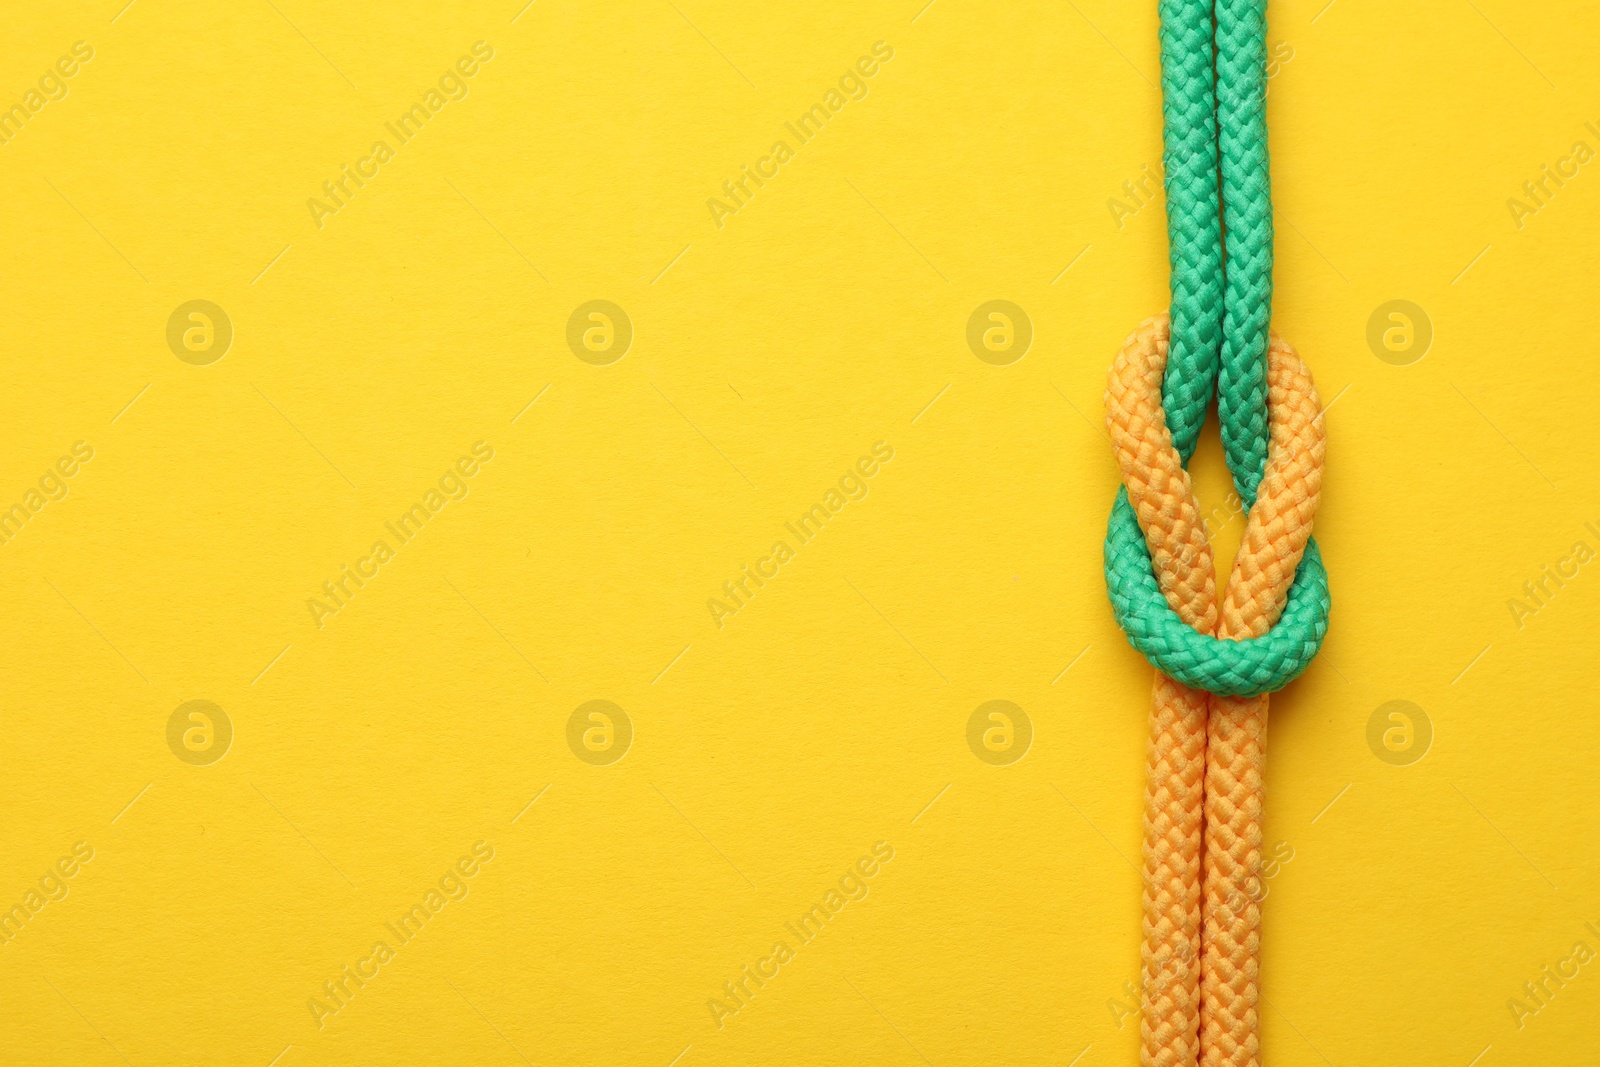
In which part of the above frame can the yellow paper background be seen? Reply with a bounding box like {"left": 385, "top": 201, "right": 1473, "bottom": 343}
{"left": 2, "top": 1, "right": 1598, "bottom": 1064}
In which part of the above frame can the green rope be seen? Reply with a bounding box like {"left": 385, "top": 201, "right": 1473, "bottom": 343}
{"left": 1215, "top": 0, "right": 1274, "bottom": 502}
{"left": 1157, "top": 0, "right": 1223, "bottom": 464}
{"left": 1103, "top": 0, "right": 1330, "bottom": 698}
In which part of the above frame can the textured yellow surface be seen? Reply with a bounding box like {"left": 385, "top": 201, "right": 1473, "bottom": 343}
{"left": 2, "top": 2, "right": 1598, "bottom": 1065}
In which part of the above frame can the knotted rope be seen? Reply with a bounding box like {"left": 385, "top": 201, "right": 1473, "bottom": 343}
{"left": 1101, "top": 3, "right": 1330, "bottom": 1064}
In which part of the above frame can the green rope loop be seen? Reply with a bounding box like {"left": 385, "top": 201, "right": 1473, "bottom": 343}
{"left": 1102, "top": 0, "right": 1329, "bottom": 697}
{"left": 1107, "top": 491, "right": 1329, "bottom": 697}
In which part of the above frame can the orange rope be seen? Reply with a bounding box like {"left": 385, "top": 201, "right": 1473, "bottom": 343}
{"left": 1106, "top": 315, "right": 1325, "bottom": 1065}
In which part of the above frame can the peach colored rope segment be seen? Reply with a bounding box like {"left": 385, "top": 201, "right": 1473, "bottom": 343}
{"left": 1105, "top": 315, "right": 1325, "bottom": 1066}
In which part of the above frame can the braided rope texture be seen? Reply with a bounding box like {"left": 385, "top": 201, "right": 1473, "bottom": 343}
{"left": 1214, "top": 0, "right": 1274, "bottom": 504}
{"left": 1157, "top": 0, "right": 1224, "bottom": 465}
{"left": 1106, "top": 317, "right": 1325, "bottom": 1067}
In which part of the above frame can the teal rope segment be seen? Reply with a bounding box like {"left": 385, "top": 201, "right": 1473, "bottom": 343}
{"left": 1215, "top": 0, "right": 1275, "bottom": 504}
{"left": 1158, "top": 0, "right": 1223, "bottom": 465}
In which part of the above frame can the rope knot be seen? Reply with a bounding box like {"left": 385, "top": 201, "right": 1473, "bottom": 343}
{"left": 1103, "top": 314, "right": 1329, "bottom": 697}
